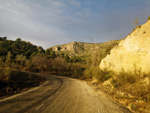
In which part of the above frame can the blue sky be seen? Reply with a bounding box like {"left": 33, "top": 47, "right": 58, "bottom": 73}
{"left": 0, "top": 0, "right": 150, "bottom": 49}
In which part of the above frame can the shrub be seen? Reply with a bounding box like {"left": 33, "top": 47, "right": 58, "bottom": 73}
{"left": 70, "top": 63, "right": 85, "bottom": 78}
{"left": 111, "top": 78, "right": 121, "bottom": 88}
{"left": 94, "top": 68, "right": 113, "bottom": 82}
{"left": 126, "top": 83, "right": 150, "bottom": 101}
{"left": 84, "top": 68, "right": 93, "bottom": 79}
{"left": 130, "top": 103, "right": 137, "bottom": 111}
{"left": 143, "top": 31, "right": 146, "bottom": 34}
{"left": 0, "top": 68, "right": 12, "bottom": 83}
{"left": 131, "top": 25, "right": 141, "bottom": 34}
{"left": 148, "top": 16, "right": 150, "bottom": 21}
{"left": 116, "top": 72, "right": 137, "bottom": 85}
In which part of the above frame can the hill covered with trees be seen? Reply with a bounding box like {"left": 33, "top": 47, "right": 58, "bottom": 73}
{"left": 0, "top": 37, "right": 120, "bottom": 89}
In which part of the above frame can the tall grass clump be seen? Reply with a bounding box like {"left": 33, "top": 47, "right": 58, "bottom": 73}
{"left": 84, "top": 67, "right": 112, "bottom": 82}
{"left": 95, "top": 69, "right": 113, "bottom": 82}
{"left": 116, "top": 71, "right": 138, "bottom": 85}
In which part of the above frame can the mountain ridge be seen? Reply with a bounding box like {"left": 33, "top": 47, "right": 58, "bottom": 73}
{"left": 51, "top": 40, "right": 121, "bottom": 58}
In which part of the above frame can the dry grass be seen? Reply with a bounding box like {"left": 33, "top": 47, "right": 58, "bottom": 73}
{"left": 86, "top": 69, "right": 150, "bottom": 113}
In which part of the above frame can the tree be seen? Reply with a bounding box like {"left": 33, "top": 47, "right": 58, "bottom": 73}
{"left": 5, "top": 52, "right": 12, "bottom": 67}
{"left": 45, "top": 49, "right": 51, "bottom": 55}
{"left": 64, "top": 54, "right": 70, "bottom": 62}
{"left": 3, "top": 37, "right": 7, "bottom": 41}
{"left": 25, "top": 60, "right": 32, "bottom": 71}
{"left": 16, "top": 38, "right": 21, "bottom": 42}
{"left": 133, "top": 17, "right": 139, "bottom": 26}
{"left": 0, "top": 37, "right": 7, "bottom": 41}
{"left": 43, "top": 59, "right": 52, "bottom": 73}
{"left": 32, "top": 55, "right": 48, "bottom": 72}
{"left": 0, "top": 57, "right": 4, "bottom": 68}
{"left": 50, "top": 51, "right": 56, "bottom": 58}
{"left": 52, "top": 57, "right": 66, "bottom": 74}
{"left": 38, "top": 46, "right": 45, "bottom": 54}
{"left": 16, "top": 54, "right": 26, "bottom": 69}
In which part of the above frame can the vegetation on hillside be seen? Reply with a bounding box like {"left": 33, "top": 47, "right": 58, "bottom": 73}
{"left": 0, "top": 37, "right": 47, "bottom": 98}
{"left": 0, "top": 37, "right": 119, "bottom": 87}
{"left": 91, "top": 70, "right": 150, "bottom": 112}
{"left": 0, "top": 37, "right": 86, "bottom": 95}
{"left": 1, "top": 35, "right": 149, "bottom": 112}
{"left": 51, "top": 41, "right": 120, "bottom": 57}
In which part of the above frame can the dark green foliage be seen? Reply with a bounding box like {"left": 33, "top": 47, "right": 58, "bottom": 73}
{"left": 68, "top": 56, "right": 84, "bottom": 63}
{"left": 0, "top": 37, "right": 7, "bottom": 41}
{"left": 0, "top": 47, "right": 7, "bottom": 56}
{"left": 0, "top": 38, "right": 39, "bottom": 59}
{"left": 45, "top": 48, "right": 56, "bottom": 58}
{"left": 50, "top": 51, "right": 56, "bottom": 58}
{"left": 37, "top": 46, "right": 45, "bottom": 54}
{"left": 64, "top": 54, "right": 70, "bottom": 62}
{"left": 16, "top": 38, "right": 21, "bottom": 42}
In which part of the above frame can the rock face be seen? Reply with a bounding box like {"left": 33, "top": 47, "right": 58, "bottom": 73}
{"left": 100, "top": 20, "right": 150, "bottom": 75}
{"left": 51, "top": 41, "right": 120, "bottom": 57}
{"left": 52, "top": 42, "right": 79, "bottom": 52}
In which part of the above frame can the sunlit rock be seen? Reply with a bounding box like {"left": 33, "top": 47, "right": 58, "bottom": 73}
{"left": 100, "top": 20, "right": 150, "bottom": 75}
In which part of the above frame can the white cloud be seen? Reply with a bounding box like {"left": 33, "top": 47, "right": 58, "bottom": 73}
{"left": 0, "top": 0, "right": 73, "bottom": 48}
{"left": 0, "top": 0, "right": 150, "bottom": 49}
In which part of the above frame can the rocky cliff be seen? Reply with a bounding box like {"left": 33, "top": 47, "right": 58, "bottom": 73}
{"left": 100, "top": 19, "right": 150, "bottom": 75}
{"left": 51, "top": 41, "right": 120, "bottom": 57}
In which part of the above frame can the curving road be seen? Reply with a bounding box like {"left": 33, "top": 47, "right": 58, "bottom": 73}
{"left": 0, "top": 74, "right": 131, "bottom": 113}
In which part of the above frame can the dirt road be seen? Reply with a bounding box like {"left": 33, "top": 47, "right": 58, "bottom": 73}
{"left": 0, "top": 74, "right": 131, "bottom": 113}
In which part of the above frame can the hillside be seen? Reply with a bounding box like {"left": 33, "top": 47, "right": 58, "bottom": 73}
{"left": 0, "top": 37, "right": 39, "bottom": 59}
{"left": 0, "top": 38, "right": 46, "bottom": 99}
{"left": 98, "top": 17, "right": 150, "bottom": 112}
{"left": 100, "top": 18, "right": 150, "bottom": 75}
{"left": 51, "top": 40, "right": 120, "bottom": 61}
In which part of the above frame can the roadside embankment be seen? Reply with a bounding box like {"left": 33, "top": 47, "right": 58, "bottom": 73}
{"left": 0, "top": 69, "right": 46, "bottom": 99}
